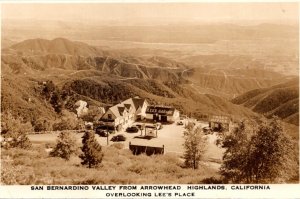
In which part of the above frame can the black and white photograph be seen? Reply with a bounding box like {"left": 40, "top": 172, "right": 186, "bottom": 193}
{"left": 0, "top": 1, "right": 299, "bottom": 194}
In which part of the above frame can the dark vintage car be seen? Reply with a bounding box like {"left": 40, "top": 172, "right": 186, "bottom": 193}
{"left": 177, "top": 121, "right": 184, "bottom": 125}
{"left": 95, "top": 125, "right": 115, "bottom": 137}
{"left": 110, "top": 134, "right": 126, "bottom": 142}
{"left": 144, "top": 135, "right": 154, "bottom": 140}
{"left": 202, "top": 127, "right": 213, "bottom": 135}
{"left": 95, "top": 129, "right": 108, "bottom": 137}
{"left": 126, "top": 126, "right": 139, "bottom": 133}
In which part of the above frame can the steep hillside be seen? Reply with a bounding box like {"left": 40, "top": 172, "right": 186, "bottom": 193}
{"left": 61, "top": 73, "right": 259, "bottom": 121}
{"left": 183, "top": 67, "right": 286, "bottom": 99}
{"left": 1, "top": 76, "right": 58, "bottom": 123}
{"left": 232, "top": 78, "right": 299, "bottom": 125}
{"left": 1, "top": 69, "right": 260, "bottom": 131}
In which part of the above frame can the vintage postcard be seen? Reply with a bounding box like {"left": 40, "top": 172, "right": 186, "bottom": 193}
{"left": 0, "top": 1, "right": 299, "bottom": 198}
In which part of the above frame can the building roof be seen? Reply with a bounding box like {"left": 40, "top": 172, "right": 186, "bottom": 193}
{"left": 117, "top": 107, "right": 126, "bottom": 116}
{"left": 124, "top": 104, "right": 132, "bottom": 110}
{"left": 102, "top": 97, "right": 147, "bottom": 120}
{"left": 132, "top": 98, "right": 148, "bottom": 109}
{"left": 146, "top": 105, "right": 176, "bottom": 116}
{"left": 122, "top": 97, "right": 147, "bottom": 111}
{"left": 108, "top": 105, "right": 122, "bottom": 118}
{"left": 121, "top": 98, "right": 136, "bottom": 111}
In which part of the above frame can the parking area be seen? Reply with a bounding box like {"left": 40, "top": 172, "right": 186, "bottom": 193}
{"left": 28, "top": 119, "right": 225, "bottom": 164}
{"left": 93, "top": 119, "right": 224, "bottom": 162}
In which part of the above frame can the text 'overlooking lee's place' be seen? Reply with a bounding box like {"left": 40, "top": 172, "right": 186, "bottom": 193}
{"left": 1, "top": 3, "right": 299, "bottom": 185}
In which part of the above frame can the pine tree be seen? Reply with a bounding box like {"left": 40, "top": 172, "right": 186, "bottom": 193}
{"left": 79, "top": 131, "right": 104, "bottom": 168}
{"left": 50, "top": 131, "right": 78, "bottom": 160}
{"left": 183, "top": 122, "right": 207, "bottom": 169}
{"left": 50, "top": 91, "right": 63, "bottom": 113}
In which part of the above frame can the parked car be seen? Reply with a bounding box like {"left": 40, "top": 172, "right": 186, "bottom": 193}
{"left": 111, "top": 134, "right": 126, "bottom": 142}
{"left": 144, "top": 135, "right": 154, "bottom": 140}
{"left": 126, "top": 126, "right": 139, "bottom": 133}
{"left": 95, "top": 129, "right": 108, "bottom": 137}
{"left": 202, "top": 127, "right": 213, "bottom": 135}
{"left": 177, "top": 121, "right": 184, "bottom": 125}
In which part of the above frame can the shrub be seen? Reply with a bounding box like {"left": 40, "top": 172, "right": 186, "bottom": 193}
{"left": 201, "top": 177, "right": 224, "bottom": 184}
{"left": 111, "top": 143, "right": 124, "bottom": 150}
{"left": 50, "top": 131, "right": 79, "bottom": 160}
{"left": 11, "top": 135, "right": 32, "bottom": 149}
{"left": 33, "top": 118, "right": 52, "bottom": 132}
{"left": 1, "top": 158, "right": 22, "bottom": 185}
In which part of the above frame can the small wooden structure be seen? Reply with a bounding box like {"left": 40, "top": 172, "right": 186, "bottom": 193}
{"left": 209, "top": 115, "right": 231, "bottom": 132}
{"left": 129, "top": 142, "right": 164, "bottom": 155}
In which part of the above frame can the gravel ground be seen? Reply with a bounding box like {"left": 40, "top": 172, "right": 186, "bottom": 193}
{"left": 28, "top": 119, "right": 225, "bottom": 168}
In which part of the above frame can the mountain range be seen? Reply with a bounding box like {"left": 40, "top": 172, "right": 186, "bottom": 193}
{"left": 1, "top": 37, "right": 298, "bottom": 133}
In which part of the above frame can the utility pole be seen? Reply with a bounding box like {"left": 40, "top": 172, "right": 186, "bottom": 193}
{"left": 106, "top": 125, "right": 109, "bottom": 146}
{"left": 142, "top": 124, "right": 145, "bottom": 136}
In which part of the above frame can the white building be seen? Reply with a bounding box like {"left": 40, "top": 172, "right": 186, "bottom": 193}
{"left": 145, "top": 105, "right": 180, "bottom": 123}
{"left": 99, "top": 97, "right": 149, "bottom": 131}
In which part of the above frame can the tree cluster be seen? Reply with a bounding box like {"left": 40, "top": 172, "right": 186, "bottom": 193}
{"left": 41, "top": 81, "right": 63, "bottom": 114}
{"left": 2, "top": 110, "right": 104, "bottom": 168}
{"left": 221, "top": 117, "right": 298, "bottom": 183}
{"left": 80, "top": 106, "right": 104, "bottom": 123}
{"left": 1, "top": 111, "right": 33, "bottom": 149}
{"left": 50, "top": 131, "right": 104, "bottom": 168}
{"left": 52, "top": 110, "right": 84, "bottom": 131}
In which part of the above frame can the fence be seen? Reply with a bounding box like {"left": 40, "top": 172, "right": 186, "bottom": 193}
{"left": 27, "top": 129, "right": 93, "bottom": 135}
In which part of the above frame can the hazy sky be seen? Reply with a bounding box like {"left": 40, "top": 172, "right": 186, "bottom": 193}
{"left": 1, "top": 3, "right": 298, "bottom": 25}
